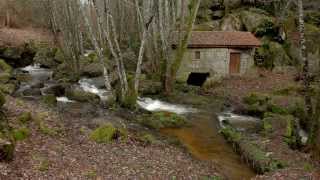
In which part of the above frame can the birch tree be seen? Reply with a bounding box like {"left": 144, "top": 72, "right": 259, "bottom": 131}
{"left": 298, "top": 0, "right": 313, "bottom": 127}
{"left": 165, "top": 0, "right": 201, "bottom": 94}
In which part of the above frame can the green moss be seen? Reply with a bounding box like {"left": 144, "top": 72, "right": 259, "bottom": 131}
{"left": 90, "top": 123, "right": 119, "bottom": 144}
{"left": 267, "top": 103, "right": 288, "bottom": 115}
{"left": 121, "top": 91, "right": 137, "bottom": 110}
{"left": 0, "top": 73, "right": 11, "bottom": 83}
{"left": 0, "top": 83, "right": 15, "bottom": 94}
{"left": 243, "top": 93, "right": 270, "bottom": 105}
{"left": 41, "top": 95, "right": 57, "bottom": 107}
{"left": 138, "top": 112, "right": 187, "bottom": 130}
{"left": 18, "top": 112, "right": 32, "bottom": 124}
{"left": 0, "top": 92, "right": 5, "bottom": 107}
{"left": 263, "top": 119, "right": 273, "bottom": 134}
{"left": 220, "top": 126, "right": 242, "bottom": 142}
{"left": 12, "top": 127, "right": 30, "bottom": 141}
{"left": 0, "top": 59, "right": 12, "bottom": 74}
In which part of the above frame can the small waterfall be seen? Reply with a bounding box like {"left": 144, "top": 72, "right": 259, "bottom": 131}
{"left": 218, "top": 111, "right": 260, "bottom": 131}
{"left": 57, "top": 96, "right": 75, "bottom": 103}
{"left": 137, "top": 97, "right": 197, "bottom": 114}
{"left": 78, "top": 78, "right": 110, "bottom": 101}
{"left": 20, "top": 64, "right": 53, "bottom": 81}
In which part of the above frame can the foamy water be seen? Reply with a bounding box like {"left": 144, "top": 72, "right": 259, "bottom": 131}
{"left": 78, "top": 78, "right": 109, "bottom": 100}
{"left": 21, "top": 64, "right": 42, "bottom": 72}
{"left": 57, "top": 97, "right": 75, "bottom": 103}
{"left": 137, "top": 97, "right": 197, "bottom": 114}
{"left": 218, "top": 111, "right": 260, "bottom": 130}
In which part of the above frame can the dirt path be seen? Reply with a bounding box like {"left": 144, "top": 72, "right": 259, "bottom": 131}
{"left": 0, "top": 96, "right": 221, "bottom": 179}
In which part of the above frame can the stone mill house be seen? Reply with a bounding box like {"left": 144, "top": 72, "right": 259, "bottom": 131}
{"left": 173, "top": 31, "right": 261, "bottom": 86}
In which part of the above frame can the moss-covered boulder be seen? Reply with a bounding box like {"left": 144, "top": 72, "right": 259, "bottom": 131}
{"left": 138, "top": 112, "right": 187, "bottom": 130}
{"left": 90, "top": 123, "right": 120, "bottom": 143}
{"left": 240, "top": 9, "right": 274, "bottom": 32}
{"left": 33, "top": 47, "right": 60, "bottom": 68}
{"left": 79, "top": 54, "right": 104, "bottom": 78}
{"left": 0, "top": 46, "right": 35, "bottom": 67}
{"left": 66, "top": 87, "right": 100, "bottom": 104}
{"left": 0, "top": 59, "right": 13, "bottom": 74}
{"left": 0, "top": 59, "right": 13, "bottom": 84}
{"left": 0, "top": 138, "right": 14, "bottom": 161}
{"left": 2, "top": 47, "right": 22, "bottom": 60}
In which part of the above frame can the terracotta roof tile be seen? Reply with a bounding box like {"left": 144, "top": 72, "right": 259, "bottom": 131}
{"left": 172, "top": 31, "right": 261, "bottom": 48}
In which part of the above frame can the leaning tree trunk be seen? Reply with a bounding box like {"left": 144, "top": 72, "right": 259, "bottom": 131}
{"left": 165, "top": 0, "right": 201, "bottom": 94}
{"left": 298, "top": 0, "right": 313, "bottom": 128}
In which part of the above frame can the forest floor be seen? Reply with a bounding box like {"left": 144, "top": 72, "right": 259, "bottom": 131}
{"left": 0, "top": 27, "right": 52, "bottom": 46}
{"left": 0, "top": 96, "right": 221, "bottom": 179}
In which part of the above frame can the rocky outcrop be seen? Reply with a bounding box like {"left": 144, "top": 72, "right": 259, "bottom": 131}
{"left": 0, "top": 44, "right": 36, "bottom": 68}
{"left": 220, "top": 13, "right": 242, "bottom": 31}
{"left": 240, "top": 9, "right": 274, "bottom": 33}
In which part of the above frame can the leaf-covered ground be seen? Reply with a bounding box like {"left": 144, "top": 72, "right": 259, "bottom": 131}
{"left": 0, "top": 96, "right": 221, "bottom": 179}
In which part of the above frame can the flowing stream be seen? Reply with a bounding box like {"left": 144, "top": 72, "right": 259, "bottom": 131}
{"left": 16, "top": 65, "right": 256, "bottom": 179}
{"left": 138, "top": 98, "right": 256, "bottom": 179}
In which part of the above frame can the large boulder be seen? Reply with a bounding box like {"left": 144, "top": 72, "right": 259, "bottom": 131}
{"left": 33, "top": 47, "right": 60, "bottom": 69}
{"left": 0, "top": 45, "right": 35, "bottom": 68}
{"left": 220, "top": 13, "right": 243, "bottom": 31}
{"left": 240, "top": 9, "right": 274, "bottom": 32}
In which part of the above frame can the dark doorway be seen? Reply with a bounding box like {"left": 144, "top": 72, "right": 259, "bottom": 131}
{"left": 187, "top": 72, "right": 210, "bottom": 86}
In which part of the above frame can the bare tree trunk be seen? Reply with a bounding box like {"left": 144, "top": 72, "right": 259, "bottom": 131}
{"left": 81, "top": 2, "right": 112, "bottom": 91}
{"left": 298, "top": 0, "right": 313, "bottom": 126}
{"left": 134, "top": 1, "right": 154, "bottom": 93}
{"left": 165, "top": 0, "right": 200, "bottom": 94}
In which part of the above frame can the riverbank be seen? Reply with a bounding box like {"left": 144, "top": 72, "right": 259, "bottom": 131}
{"left": 205, "top": 69, "right": 320, "bottom": 179}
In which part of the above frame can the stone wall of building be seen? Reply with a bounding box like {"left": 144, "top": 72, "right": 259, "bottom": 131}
{"left": 176, "top": 48, "right": 255, "bottom": 82}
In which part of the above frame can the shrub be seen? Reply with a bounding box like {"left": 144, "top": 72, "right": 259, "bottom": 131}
{"left": 12, "top": 127, "right": 30, "bottom": 141}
